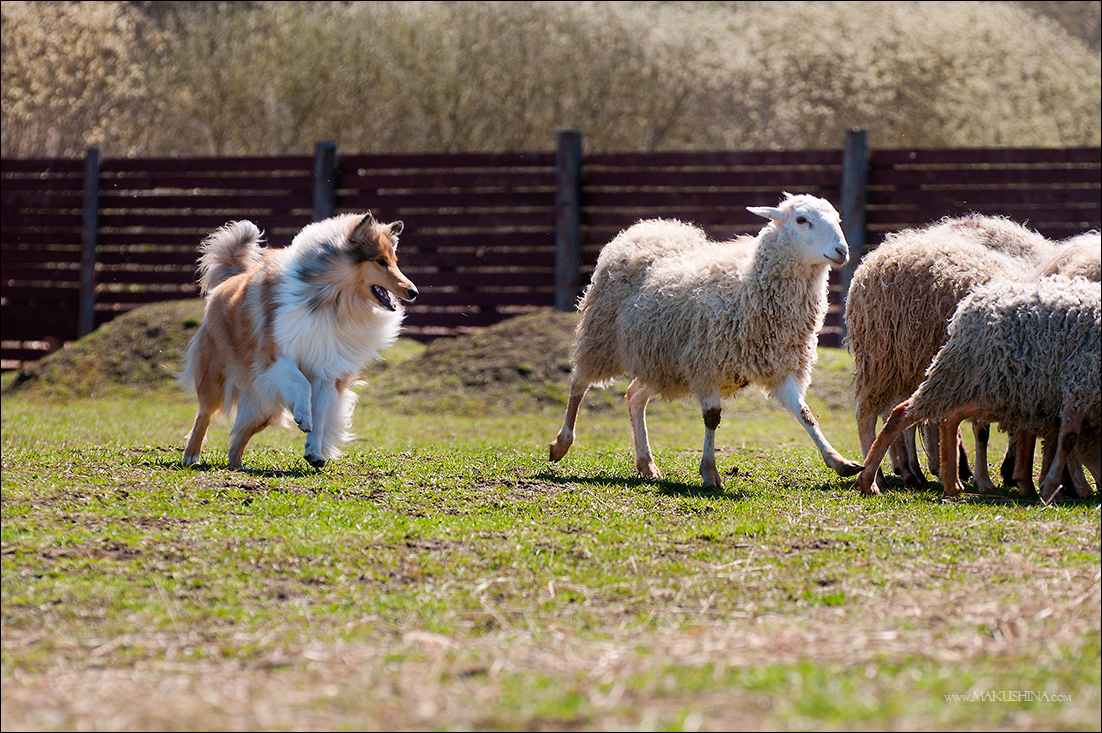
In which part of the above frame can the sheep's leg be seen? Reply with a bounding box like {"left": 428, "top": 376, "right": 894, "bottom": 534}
{"left": 857, "top": 400, "right": 919, "bottom": 495}
{"left": 626, "top": 379, "right": 661, "bottom": 480}
{"left": 937, "top": 404, "right": 982, "bottom": 497}
{"left": 957, "top": 428, "right": 973, "bottom": 481}
{"left": 857, "top": 407, "right": 891, "bottom": 494}
{"left": 923, "top": 421, "right": 941, "bottom": 476}
{"left": 1076, "top": 439, "right": 1101, "bottom": 492}
{"left": 1000, "top": 431, "right": 1020, "bottom": 488}
{"left": 549, "top": 377, "right": 589, "bottom": 463}
{"left": 887, "top": 434, "right": 907, "bottom": 476}
{"left": 773, "top": 377, "right": 862, "bottom": 477}
{"left": 1040, "top": 408, "right": 1083, "bottom": 505}
{"left": 1014, "top": 431, "right": 1038, "bottom": 498}
{"left": 971, "top": 420, "right": 998, "bottom": 494}
{"left": 698, "top": 392, "right": 724, "bottom": 489}
{"left": 1066, "top": 453, "right": 1092, "bottom": 500}
{"left": 900, "top": 425, "right": 926, "bottom": 487}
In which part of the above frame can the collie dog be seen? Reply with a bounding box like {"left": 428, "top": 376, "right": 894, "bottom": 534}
{"left": 179, "top": 212, "right": 418, "bottom": 469}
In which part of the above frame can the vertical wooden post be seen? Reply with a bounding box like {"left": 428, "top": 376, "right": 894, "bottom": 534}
{"left": 554, "top": 130, "right": 583, "bottom": 312}
{"left": 79, "top": 146, "right": 101, "bottom": 337}
{"left": 839, "top": 128, "right": 869, "bottom": 340}
{"left": 313, "top": 140, "right": 338, "bottom": 221}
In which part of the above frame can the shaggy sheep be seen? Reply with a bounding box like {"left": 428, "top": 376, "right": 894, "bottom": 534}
{"left": 998, "top": 230, "right": 1102, "bottom": 490}
{"left": 844, "top": 215, "right": 1053, "bottom": 493}
{"left": 856, "top": 275, "right": 1101, "bottom": 503}
{"left": 548, "top": 193, "right": 862, "bottom": 488}
{"left": 1034, "top": 230, "right": 1101, "bottom": 282}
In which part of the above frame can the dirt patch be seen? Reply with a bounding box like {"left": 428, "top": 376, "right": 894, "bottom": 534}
{"left": 5, "top": 299, "right": 207, "bottom": 398}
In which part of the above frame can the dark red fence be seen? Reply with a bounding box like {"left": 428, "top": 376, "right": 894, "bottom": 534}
{"left": 3, "top": 135, "right": 1099, "bottom": 368}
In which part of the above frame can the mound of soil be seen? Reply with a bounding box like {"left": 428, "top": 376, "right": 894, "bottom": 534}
{"left": 368, "top": 310, "right": 612, "bottom": 414}
{"left": 6, "top": 299, "right": 208, "bottom": 398}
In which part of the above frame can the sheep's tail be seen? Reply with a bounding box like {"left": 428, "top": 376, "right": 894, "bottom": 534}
{"left": 196, "top": 220, "right": 264, "bottom": 295}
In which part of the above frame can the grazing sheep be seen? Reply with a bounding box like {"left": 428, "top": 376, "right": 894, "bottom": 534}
{"left": 856, "top": 275, "right": 1101, "bottom": 503}
{"left": 844, "top": 215, "right": 1053, "bottom": 493}
{"left": 548, "top": 193, "right": 862, "bottom": 488}
{"left": 999, "top": 230, "right": 1102, "bottom": 491}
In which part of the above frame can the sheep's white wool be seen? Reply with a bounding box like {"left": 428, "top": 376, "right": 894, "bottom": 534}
{"left": 550, "top": 193, "right": 860, "bottom": 487}
{"left": 911, "top": 276, "right": 1101, "bottom": 433}
{"left": 843, "top": 214, "right": 1056, "bottom": 489}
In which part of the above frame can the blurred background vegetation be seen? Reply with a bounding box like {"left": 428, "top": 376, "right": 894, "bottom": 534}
{"left": 2, "top": 0, "right": 1100, "bottom": 158}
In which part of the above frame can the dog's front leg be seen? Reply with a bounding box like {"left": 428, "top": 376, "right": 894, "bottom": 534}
{"left": 304, "top": 378, "right": 339, "bottom": 468}
{"left": 256, "top": 357, "right": 313, "bottom": 434}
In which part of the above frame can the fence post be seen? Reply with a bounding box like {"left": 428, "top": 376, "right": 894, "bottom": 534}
{"left": 554, "top": 130, "right": 583, "bottom": 311}
{"left": 313, "top": 140, "right": 338, "bottom": 221}
{"left": 79, "top": 146, "right": 101, "bottom": 337}
{"left": 839, "top": 128, "right": 869, "bottom": 341}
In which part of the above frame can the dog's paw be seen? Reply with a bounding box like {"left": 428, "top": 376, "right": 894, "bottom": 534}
{"left": 182, "top": 454, "right": 201, "bottom": 466}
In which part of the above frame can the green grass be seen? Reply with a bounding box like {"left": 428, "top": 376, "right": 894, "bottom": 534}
{"left": 2, "top": 323, "right": 1099, "bottom": 731}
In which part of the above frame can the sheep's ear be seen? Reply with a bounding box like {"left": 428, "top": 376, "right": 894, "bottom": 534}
{"left": 747, "top": 205, "right": 785, "bottom": 221}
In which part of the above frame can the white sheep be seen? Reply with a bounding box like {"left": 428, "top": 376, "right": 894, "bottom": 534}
{"left": 548, "top": 193, "right": 862, "bottom": 488}
{"left": 856, "top": 275, "right": 1101, "bottom": 503}
{"left": 844, "top": 215, "right": 1053, "bottom": 493}
{"left": 1034, "top": 231, "right": 1101, "bottom": 282}
{"left": 999, "top": 230, "right": 1102, "bottom": 492}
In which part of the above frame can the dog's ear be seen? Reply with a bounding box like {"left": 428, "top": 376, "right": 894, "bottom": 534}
{"left": 389, "top": 221, "right": 404, "bottom": 245}
{"left": 351, "top": 212, "right": 377, "bottom": 239}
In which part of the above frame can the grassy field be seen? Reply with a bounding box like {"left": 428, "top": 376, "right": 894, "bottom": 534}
{"left": 1, "top": 306, "right": 1099, "bottom": 731}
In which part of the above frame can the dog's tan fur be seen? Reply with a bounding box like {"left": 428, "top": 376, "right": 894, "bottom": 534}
{"left": 180, "top": 213, "right": 417, "bottom": 469}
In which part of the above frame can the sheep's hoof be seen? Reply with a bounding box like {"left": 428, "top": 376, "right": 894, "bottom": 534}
{"left": 306, "top": 454, "right": 327, "bottom": 469}
{"left": 903, "top": 472, "right": 927, "bottom": 488}
{"left": 942, "top": 482, "right": 965, "bottom": 498}
{"left": 857, "top": 471, "right": 881, "bottom": 496}
{"left": 549, "top": 439, "right": 571, "bottom": 463}
{"left": 637, "top": 458, "right": 662, "bottom": 481}
{"left": 835, "top": 459, "right": 864, "bottom": 477}
{"left": 973, "top": 479, "right": 998, "bottom": 495}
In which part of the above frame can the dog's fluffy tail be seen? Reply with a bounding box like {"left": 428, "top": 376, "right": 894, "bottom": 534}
{"left": 196, "top": 220, "right": 264, "bottom": 295}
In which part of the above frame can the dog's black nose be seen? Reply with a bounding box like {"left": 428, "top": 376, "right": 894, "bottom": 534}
{"left": 406, "top": 288, "right": 419, "bottom": 302}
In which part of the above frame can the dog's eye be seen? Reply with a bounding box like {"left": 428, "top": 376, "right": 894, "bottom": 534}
{"left": 376, "top": 258, "right": 387, "bottom": 267}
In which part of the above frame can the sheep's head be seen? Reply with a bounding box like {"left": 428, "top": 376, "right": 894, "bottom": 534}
{"left": 748, "top": 193, "right": 849, "bottom": 269}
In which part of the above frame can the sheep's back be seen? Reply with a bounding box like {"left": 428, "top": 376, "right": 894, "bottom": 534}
{"left": 1035, "top": 232, "right": 1101, "bottom": 282}
{"left": 911, "top": 276, "right": 1101, "bottom": 431}
{"left": 846, "top": 232, "right": 1036, "bottom": 417}
{"left": 615, "top": 242, "right": 824, "bottom": 399}
{"left": 572, "top": 220, "right": 746, "bottom": 385}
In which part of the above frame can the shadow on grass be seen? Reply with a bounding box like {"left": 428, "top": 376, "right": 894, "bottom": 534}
{"left": 854, "top": 472, "right": 1095, "bottom": 507}
{"left": 144, "top": 456, "right": 322, "bottom": 480}
{"left": 531, "top": 469, "right": 753, "bottom": 501}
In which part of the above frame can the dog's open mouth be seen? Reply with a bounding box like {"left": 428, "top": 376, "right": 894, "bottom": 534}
{"left": 371, "top": 285, "right": 397, "bottom": 312}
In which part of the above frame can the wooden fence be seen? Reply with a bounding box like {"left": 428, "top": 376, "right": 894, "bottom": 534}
{"left": 2, "top": 131, "right": 1099, "bottom": 368}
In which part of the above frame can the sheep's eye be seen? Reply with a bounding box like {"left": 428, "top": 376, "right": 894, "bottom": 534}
{"left": 795, "top": 216, "right": 809, "bottom": 225}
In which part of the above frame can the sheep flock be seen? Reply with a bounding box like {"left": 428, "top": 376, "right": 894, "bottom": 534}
{"left": 548, "top": 195, "right": 1100, "bottom": 503}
